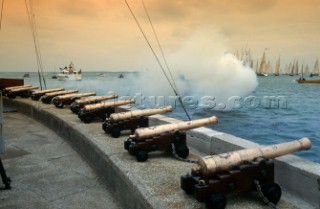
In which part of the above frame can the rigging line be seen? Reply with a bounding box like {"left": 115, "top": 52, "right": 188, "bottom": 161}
{"left": 26, "top": 0, "right": 47, "bottom": 89}
{"left": 25, "top": 0, "right": 42, "bottom": 90}
{"left": 141, "top": 0, "right": 179, "bottom": 95}
{"left": 29, "top": 0, "right": 46, "bottom": 88}
{"left": 0, "top": 0, "right": 4, "bottom": 32}
{"left": 125, "top": 0, "right": 191, "bottom": 120}
{"left": 140, "top": 0, "right": 191, "bottom": 121}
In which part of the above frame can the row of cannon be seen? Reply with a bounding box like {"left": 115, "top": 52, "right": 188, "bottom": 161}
{"left": 2, "top": 85, "right": 312, "bottom": 209}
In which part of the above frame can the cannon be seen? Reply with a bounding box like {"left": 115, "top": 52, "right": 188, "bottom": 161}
{"left": 70, "top": 94, "right": 118, "bottom": 114}
{"left": 78, "top": 99, "right": 135, "bottom": 123}
{"left": 124, "top": 116, "right": 218, "bottom": 162}
{"left": 2, "top": 85, "right": 32, "bottom": 96}
{"left": 40, "top": 90, "right": 79, "bottom": 104}
{"left": 31, "top": 88, "right": 64, "bottom": 100}
{"left": 51, "top": 92, "right": 96, "bottom": 108}
{"left": 103, "top": 106, "right": 173, "bottom": 138}
{"left": 5, "top": 86, "right": 38, "bottom": 99}
{"left": 180, "top": 138, "right": 312, "bottom": 209}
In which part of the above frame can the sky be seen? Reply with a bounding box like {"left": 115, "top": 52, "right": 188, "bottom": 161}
{"left": 0, "top": 0, "right": 319, "bottom": 72}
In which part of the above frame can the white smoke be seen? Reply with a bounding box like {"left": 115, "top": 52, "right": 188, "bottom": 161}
{"left": 167, "top": 27, "right": 258, "bottom": 105}
{"left": 127, "top": 27, "right": 258, "bottom": 110}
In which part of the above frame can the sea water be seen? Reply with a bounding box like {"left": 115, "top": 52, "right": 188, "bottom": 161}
{"left": 1, "top": 71, "right": 319, "bottom": 163}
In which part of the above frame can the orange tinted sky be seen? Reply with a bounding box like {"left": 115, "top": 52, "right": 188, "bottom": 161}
{"left": 0, "top": 0, "right": 319, "bottom": 72}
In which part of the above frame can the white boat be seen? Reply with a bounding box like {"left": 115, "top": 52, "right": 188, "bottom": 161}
{"left": 97, "top": 73, "right": 106, "bottom": 77}
{"left": 57, "top": 62, "right": 82, "bottom": 81}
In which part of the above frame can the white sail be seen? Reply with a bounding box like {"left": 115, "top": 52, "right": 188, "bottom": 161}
{"left": 257, "top": 51, "right": 267, "bottom": 76}
{"left": 274, "top": 57, "right": 280, "bottom": 75}
{"left": 305, "top": 64, "right": 310, "bottom": 74}
{"left": 313, "top": 58, "right": 319, "bottom": 75}
{"left": 294, "top": 60, "right": 299, "bottom": 75}
{"left": 266, "top": 61, "right": 273, "bottom": 74}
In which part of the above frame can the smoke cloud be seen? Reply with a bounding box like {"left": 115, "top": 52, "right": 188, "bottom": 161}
{"left": 134, "top": 27, "right": 258, "bottom": 108}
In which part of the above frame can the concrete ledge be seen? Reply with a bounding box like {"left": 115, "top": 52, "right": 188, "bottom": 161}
{"left": 4, "top": 98, "right": 320, "bottom": 209}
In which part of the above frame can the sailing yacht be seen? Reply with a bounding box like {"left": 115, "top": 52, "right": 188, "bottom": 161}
{"left": 310, "top": 58, "right": 319, "bottom": 77}
{"left": 296, "top": 61, "right": 320, "bottom": 83}
{"left": 257, "top": 51, "right": 268, "bottom": 76}
{"left": 274, "top": 57, "right": 280, "bottom": 76}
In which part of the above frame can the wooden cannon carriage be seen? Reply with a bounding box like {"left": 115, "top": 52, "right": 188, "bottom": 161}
{"left": 78, "top": 99, "right": 135, "bottom": 123}
{"left": 103, "top": 106, "right": 173, "bottom": 138}
{"left": 124, "top": 116, "right": 218, "bottom": 162}
{"left": 180, "top": 138, "right": 312, "bottom": 209}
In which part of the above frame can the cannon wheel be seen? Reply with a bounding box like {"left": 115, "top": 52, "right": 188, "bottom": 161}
{"left": 7, "top": 94, "right": 16, "bottom": 99}
{"left": 82, "top": 116, "right": 92, "bottom": 124}
{"left": 175, "top": 144, "right": 189, "bottom": 159}
{"left": 138, "top": 117, "right": 148, "bottom": 127}
{"left": 205, "top": 193, "right": 227, "bottom": 209}
{"left": 180, "top": 173, "right": 195, "bottom": 194}
{"left": 56, "top": 103, "right": 64, "bottom": 108}
{"left": 111, "top": 128, "right": 121, "bottom": 138}
{"left": 262, "top": 182, "right": 282, "bottom": 204}
{"left": 136, "top": 150, "right": 148, "bottom": 162}
{"left": 124, "top": 140, "right": 132, "bottom": 150}
{"left": 173, "top": 131, "right": 183, "bottom": 143}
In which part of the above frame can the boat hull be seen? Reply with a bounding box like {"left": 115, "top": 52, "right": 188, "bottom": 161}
{"left": 57, "top": 74, "right": 82, "bottom": 81}
{"left": 296, "top": 79, "right": 320, "bottom": 83}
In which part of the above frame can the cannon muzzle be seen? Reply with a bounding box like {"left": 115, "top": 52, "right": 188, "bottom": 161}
{"left": 192, "top": 137, "right": 311, "bottom": 177}
{"left": 132, "top": 116, "right": 217, "bottom": 140}
{"left": 109, "top": 106, "right": 173, "bottom": 122}
{"left": 82, "top": 99, "right": 135, "bottom": 112}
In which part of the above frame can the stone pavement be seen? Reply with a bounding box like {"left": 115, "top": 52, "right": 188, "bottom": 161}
{"left": 0, "top": 112, "right": 122, "bottom": 209}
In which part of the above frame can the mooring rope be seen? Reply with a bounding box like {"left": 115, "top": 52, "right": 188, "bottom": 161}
{"left": 124, "top": 0, "right": 191, "bottom": 121}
